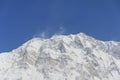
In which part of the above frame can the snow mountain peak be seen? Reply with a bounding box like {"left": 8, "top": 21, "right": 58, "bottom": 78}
{"left": 0, "top": 33, "right": 120, "bottom": 80}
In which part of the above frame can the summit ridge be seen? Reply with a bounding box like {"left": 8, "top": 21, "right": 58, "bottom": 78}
{"left": 0, "top": 33, "right": 120, "bottom": 80}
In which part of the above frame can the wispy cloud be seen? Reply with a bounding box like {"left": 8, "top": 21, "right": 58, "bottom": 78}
{"left": 33, "top": 26, "right": 66, "bottom": 38}
{"left": 54, "top": 26, "right": 66, "bottom": 35}
{"left": 33, "top": 31, "right": 47, "bottom": 38}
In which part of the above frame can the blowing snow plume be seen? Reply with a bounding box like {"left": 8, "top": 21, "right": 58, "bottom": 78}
{"left": 33, "top": 26, "right": 66, "bottom": 39}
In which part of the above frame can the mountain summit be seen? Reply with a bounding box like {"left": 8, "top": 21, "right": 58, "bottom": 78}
{"left": 0, "top": 33, "right": 120, "bottom": 80}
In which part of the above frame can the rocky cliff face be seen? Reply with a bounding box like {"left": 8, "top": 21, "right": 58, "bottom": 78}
{"left": 0, "top": 33, "right": 120, "bottom": 80}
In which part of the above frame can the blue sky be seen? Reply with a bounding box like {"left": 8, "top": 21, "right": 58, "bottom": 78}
{"left": 0, "top": 0, "right": 120, "bottom": 52}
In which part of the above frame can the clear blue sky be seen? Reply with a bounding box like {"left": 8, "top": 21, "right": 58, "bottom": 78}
{"left": 0, "top": 0, "right": 120, "bottom": 52}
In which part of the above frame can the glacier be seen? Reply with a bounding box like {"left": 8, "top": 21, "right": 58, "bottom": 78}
{"left": 0, "top": 33, "right": 120, "bottom": 80}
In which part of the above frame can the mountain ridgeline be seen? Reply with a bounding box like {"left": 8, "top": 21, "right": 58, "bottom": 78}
{"left": 0, "top": 33, "right": 120, "bottom": 80}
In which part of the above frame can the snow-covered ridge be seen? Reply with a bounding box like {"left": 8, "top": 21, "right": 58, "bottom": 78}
{"left": 0, "top": 33, "right": 120, "bottom": 80}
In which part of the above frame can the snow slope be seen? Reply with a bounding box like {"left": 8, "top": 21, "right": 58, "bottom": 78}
{"left": 0, "top": 33, "right": 120, "bottom": 80}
